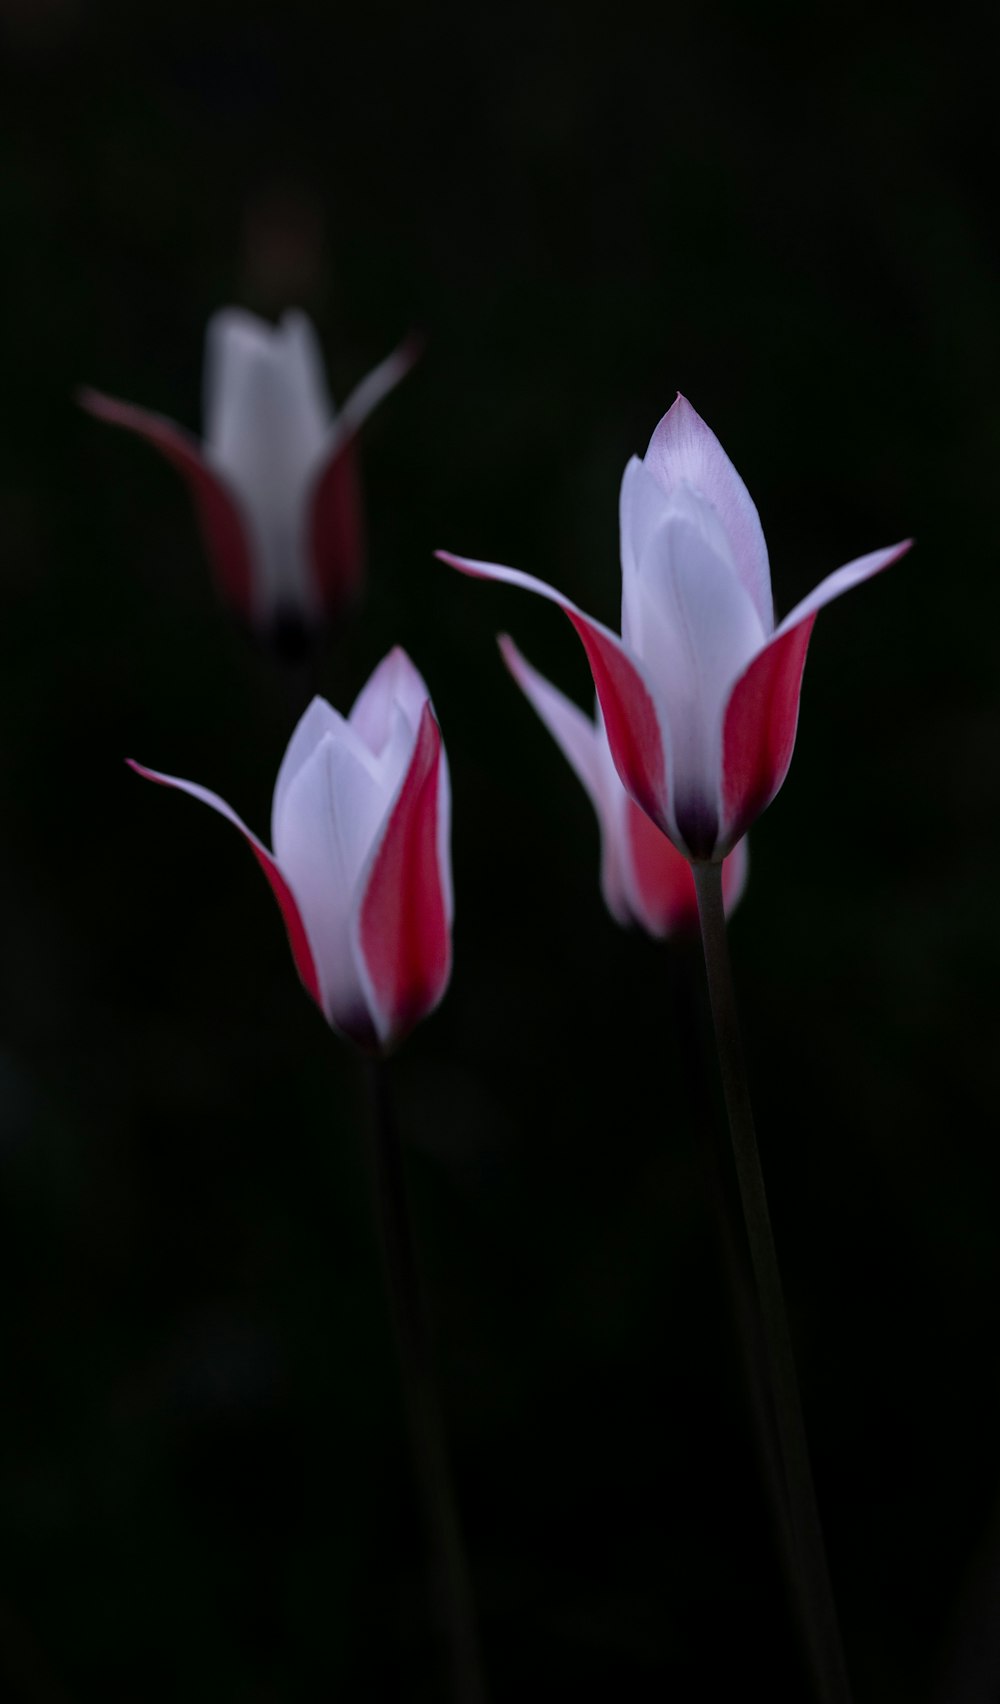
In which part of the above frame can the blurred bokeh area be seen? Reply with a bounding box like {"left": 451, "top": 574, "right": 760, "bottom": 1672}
{"left": 1, "top": 0, "right": 999, "bottom": 1698}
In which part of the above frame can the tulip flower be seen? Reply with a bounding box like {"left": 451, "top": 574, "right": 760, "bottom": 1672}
{"left": 500, "top": 634, "right": 748, "bottom": 936}
{"left": 82, "top": 309, "right": 416, "bottom": 650}
{"left": 440, "top": 395, "right": 911, "bottom": 862}
{"left": 130, "top": 648, "right": 452, "bottom": 1051}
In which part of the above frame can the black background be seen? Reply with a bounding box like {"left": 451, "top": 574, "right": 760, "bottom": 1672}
{"left": 1, "top": 1, "right": 998, "bottom": 1698}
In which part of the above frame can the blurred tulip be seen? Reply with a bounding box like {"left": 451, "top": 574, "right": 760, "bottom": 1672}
{"left": 130, "top": 648, "right": 452, "bottom": 1051}
{"left": 82, "top": 310, "right": 416, "bottom": 653}
{"left": 500, "top": 634, "right": 747, "bottom": 935}
{"left": 441, "top": 395, "right": 910, "bottom": 861}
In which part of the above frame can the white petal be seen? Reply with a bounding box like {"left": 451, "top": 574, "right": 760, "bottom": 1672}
{"left": 620, "top": 456, "right": 671, "bottom": 649}
{"left": 202, "top": 308, "right": 332, "bottom": 623}
{"left": 271, "top": 696, "right": 349, "bottom": 846}
{"left": 643, "top": 394, "right": 774, "bottom": 632}
{"left": 774, "top": 541, "right": 913, "bottom": 636}
{"left": 272, "top": 732, "right": 393, "bottom": 1032}
{"left": 349, "top": 646, "right": 431, "bottom": 753}
{"left": 335, "top": 336, "right": 419, "bottom": 440}
{"left": 634, "top": 506, "right": 766, "bottom": 852}
{"left": 499, "top": 637, "right": 633, "bottom": 926}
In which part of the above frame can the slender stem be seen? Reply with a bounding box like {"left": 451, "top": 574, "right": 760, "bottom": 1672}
{"left": 364, "top": 1056, "right": 489, "bottom": 1704}
{"left": 692, "top": 860, "right": 853, "bottom": 1704}
{"left": 667, "top": 939, "right": 794, "bottom": 1568}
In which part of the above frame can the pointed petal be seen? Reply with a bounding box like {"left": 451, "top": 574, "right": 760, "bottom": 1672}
{"left": 644, "top": 395, "right": 773, "bottom": 631}
{"left": 719, "top": 617, "right": 817, "bottom": 853}
{"left": 499, "top": 635, "right": 633, "bottom": 925}
{"left": 335, "top": 334, "right": 421, "bottom": 439}
{"left": 774, "top": 539, "right": 913, "bottom": 636}
{"left": 272, "top": 735, "right": 389, "bottom": 1043}
{"left": 79, "top": 389, "right": 255, "bottom": 617}
{"left": 437, "top": 550, "right": 674, "bottom": 838}
{"left": 271, "top": 696, "right": 350, "bottom": 845}
{"left": 719, "top": 539, "right": 910, "bottom": 850}
{"left": 353, "top": 704, "right": 451, "bottom": 1049}
{"left": 126, "top": 760, "right": 322, "bottom": 1011}
{"left": 349, "top": 646, "right": 431, "bottom": 753}
{"left": 619, "top": 455, "right": 671, "bottom": 648}
{"left": 632, "top": 505, "right": 764, "bottom": 856}
{"left": 498, "top": 635, "right": 604, "bottom": 811}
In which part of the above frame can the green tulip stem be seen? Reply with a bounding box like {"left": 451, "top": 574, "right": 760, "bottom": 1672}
{"left": 364, "top": 1056, "right": 488, "bottom": 1704}
{"left": 691, "top": 859, "right": 852, "bottom": 1704}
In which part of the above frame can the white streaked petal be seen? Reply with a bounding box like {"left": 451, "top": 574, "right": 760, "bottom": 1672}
{"left": 499, "top": 634, "right": 605, "bottom": 811}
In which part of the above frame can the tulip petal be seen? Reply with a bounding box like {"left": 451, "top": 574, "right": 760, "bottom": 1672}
{"left": 498, "top": 635, "right": 632, "bottom": 925}
{"left": 644, "top": 395, "right": 773, "bottom": 632}
{"left": 720, "top": 540, "right": 911, "bottom": 850}
{"left": 336, "top": 334, "right": 421, "bottom": 440}
{"left": 437, "top": 550, "right": 674, "bottom": 838}
{"left": 349, "top": 646, "right": 433, "bottom": 754}
{"left": 623, "top": 796, "right": 701, "bottom": 937}
{"left": 354, "top": 704, "right": 452, "bottom": 1049}
{"left": 79, "top": 389, "right": 255, "bottom": 618}
{"left": 774, "top": 539, "right": 913, "bottom": 637}
{"left": 271, "top": 696, "right": 351, "bottom": 846}
{"left": 126, "top": 760, "right": 322, "bottom": 1011}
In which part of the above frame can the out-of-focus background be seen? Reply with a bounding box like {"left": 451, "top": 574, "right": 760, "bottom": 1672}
{"left": 1, "top": 1, "right": 997, "bottom": 1698}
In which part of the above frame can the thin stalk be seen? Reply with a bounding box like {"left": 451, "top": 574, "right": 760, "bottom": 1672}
{"left": 667, "top": 938, "right": 793, "bottom": 1569}
{"left": 364, "top": 1056, "right": 488, "bottom": 1704}
{"left": 691, "top": 860, "right": 853, "bottom": 1704}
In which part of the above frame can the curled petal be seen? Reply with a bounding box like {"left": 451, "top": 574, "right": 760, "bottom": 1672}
{"left": 336, "top": 333, "right": 423, "bottom": 439}
{"left": 126, "top": 760, "right": 322, "bottom": 1011}
{"left": 354, "top": 704, "right": 452, "bottom": 1049}
{"left": 721, "top": 539, "right": 911, "bottom": 852}
{"left": 79, "top": 389, "right": 255, "bottom": 619}
{"left": 438, "top": 550, "right": 674, "bottom": 839}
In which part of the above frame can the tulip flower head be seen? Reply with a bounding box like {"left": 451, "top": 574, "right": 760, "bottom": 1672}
{"left": 441, "top": 396, "right": 911, "bottom": 862}
{"left": 500, "top": 634, "right": 747, "bottom": 936}
{"left": 82, "top": 310, "right": 416, "bottom": 653}
{"left": 130, "top": 648, "right": 452, "bottom": 1051}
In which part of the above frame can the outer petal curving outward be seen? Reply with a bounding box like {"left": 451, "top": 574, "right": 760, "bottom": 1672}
{"left": 79, "top": 390, "right": 256, "bottom": 618}
{"left": 498, "top": 634, "right": 632, "bottom": 925}
{"left": 438, "top": 550, "right": 675, "bottom": 841}
{"left": 720, "top": 539, "right": 912, "bottom": 853}
{"left": 126, "top": 760, "right": 322, "bottom": 1010}
{"left": 354, "top": 703, "right": 452, "bottom": 1049}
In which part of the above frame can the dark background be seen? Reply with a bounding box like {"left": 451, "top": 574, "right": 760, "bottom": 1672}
{"left": 1, "top": 1, "right": 998, "bottom": 1698}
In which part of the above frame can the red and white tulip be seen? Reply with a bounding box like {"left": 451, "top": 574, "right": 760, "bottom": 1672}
{"left": 500, "top": 634, "right": 746, "bottom": 935}
{"left": 442, "top": 396, "right": 910, "bottom": 861}
{"left": 83, "top": 310, "right": 415, "bottom": 648}
{"left": 130, "top": 648, "right": 452, "bottom": 1051}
